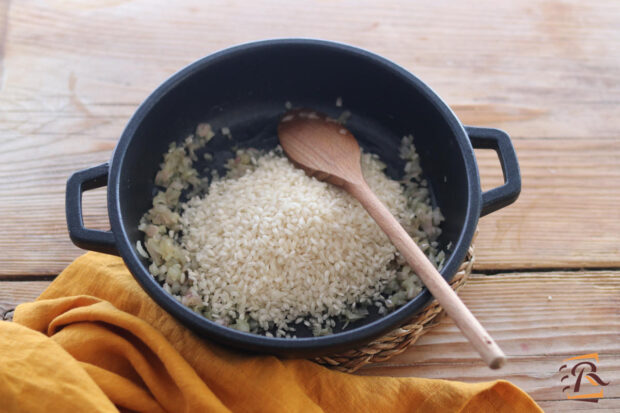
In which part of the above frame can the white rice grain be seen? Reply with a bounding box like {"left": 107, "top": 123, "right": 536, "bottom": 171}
{"left": 139, "top": 128, "right": 445, "bottom": 337}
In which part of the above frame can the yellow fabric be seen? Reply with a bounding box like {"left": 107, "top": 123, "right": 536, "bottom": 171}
{"left": 3, "top": 252, "right": 542, "bottom": 412}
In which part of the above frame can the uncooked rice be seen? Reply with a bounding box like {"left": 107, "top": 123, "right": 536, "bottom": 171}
{"left": 138, "top": 122, "right": 445, "bottom": 337}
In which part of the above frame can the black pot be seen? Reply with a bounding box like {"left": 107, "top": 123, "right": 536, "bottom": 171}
{"left": 66, "top": 39, "right": 520, "bottom": 357}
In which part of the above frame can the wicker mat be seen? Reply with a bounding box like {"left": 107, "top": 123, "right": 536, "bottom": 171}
{"left": 314, "top": 242, "right": 475, "bottom": 373}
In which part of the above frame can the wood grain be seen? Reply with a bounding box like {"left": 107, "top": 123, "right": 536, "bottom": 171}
{"left": 475, "top": 138, "right": 620, "bottom": 270}
{"left": 1, "top": 1, "right": 619, "bottom": 411}
{"left": 359, "top": 271, "right": 620, "bottom": 411}
{"left": 0, "top": 0, "right": 9, "bottom": 79}
{"left": 2, "top": 0, "right": 618, "bottom": 138}
{"left": 0, "top": 0, "right": 619, "bottom": 276}
{"left": 0, "top": 137, "right": 617, "bottom": 276}
{"left": 3, "top": 270, "right": 619, "bottom": 409}
{"left": 0, "top": 280, "right": 51, "bottom": 318}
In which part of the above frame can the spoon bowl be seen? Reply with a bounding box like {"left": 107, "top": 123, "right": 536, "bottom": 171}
{"left": 278, "top": 110, "right": 363, "bottom": 187}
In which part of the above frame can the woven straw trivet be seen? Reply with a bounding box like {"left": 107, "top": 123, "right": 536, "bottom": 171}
{"left": 314, "top": 241, "right": 475, "bottom": 373}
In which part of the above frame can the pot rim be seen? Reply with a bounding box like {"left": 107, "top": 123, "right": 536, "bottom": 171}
{"left": 107, "top": 38, "right": 481, "bottom": 354}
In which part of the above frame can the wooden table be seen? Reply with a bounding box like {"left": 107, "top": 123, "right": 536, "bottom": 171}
{"left": 1, "top": 0, "right": 618, "bottom": 411}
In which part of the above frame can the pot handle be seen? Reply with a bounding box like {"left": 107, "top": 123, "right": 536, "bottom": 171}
{"left": 66, "top": 163, "right": 119, "bottom": 255}
{"left": 465, "top": 126, "right": 521, "bottom": 217}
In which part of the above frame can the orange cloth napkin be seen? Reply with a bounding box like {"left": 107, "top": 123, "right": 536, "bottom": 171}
{"left": 2, "top": 252, "right": 542, "bottom": 412}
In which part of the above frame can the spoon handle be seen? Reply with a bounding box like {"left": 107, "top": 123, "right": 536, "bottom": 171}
{"left": 347, "top": 181, "right": 506, "bottom": 369}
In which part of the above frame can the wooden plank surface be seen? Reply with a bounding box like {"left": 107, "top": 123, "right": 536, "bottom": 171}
{"left": 474, "top": 139, "right": 620, "bottom": 270}
{"left": 0, "top": 0, "right": 619, "bottom": 276}
{"left": 0, "top": 280, "right": 51, "bottom": 319}
{"left": 3, "top": 271, "right": 619, "bottom": 410}
{"left": 1, "top": 0, "right": 620, "bottom": 410}
{"left": 359, "top": 270, "right": 620, "bottom": 411}
{"left": 0, "top": 137, "right": 618, "bottom": 276}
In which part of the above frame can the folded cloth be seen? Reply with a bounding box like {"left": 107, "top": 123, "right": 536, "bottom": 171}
{"left": 3, "top": 252, "right": 542, "bottom": 412}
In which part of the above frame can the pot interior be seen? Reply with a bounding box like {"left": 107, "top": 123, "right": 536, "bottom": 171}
{"left": 115, "top": 41, "right": 476, "bottom": 340}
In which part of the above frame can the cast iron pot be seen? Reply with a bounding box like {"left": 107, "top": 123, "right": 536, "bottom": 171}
{"left": 66, "top": 39, "right": 520, "bottom": 357}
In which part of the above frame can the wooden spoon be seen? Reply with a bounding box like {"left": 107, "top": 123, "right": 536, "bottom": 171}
{"left": 278, "top": 109, "right": 506, "bottom": 369}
